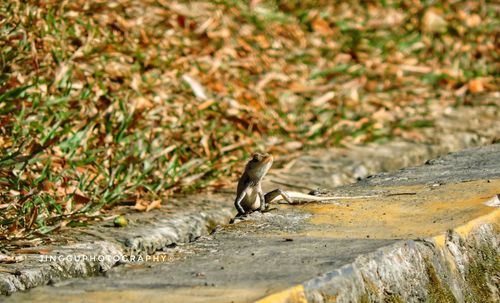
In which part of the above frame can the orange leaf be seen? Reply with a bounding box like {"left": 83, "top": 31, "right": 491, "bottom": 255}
{"left": 146, "top": 200, "right": 162, "bottom": 212}
{"left": 254, "top": 35, "right": 270, "bottom": 49}
{"left": 133, "top": 200, "right": 147, "bottom": 211}
{"left": 14, "top": 248, "right": 52, "bottom": 255}
{"left": 468, "top": 79, "right": 484, "bottom": 93}
{"left": 311, "top": 17, "right": 332, "bottom": 35}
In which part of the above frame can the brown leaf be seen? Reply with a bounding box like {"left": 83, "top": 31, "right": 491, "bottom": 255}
{"left": 0, "top": 203, "right": 11, "bottom": 209}
{"left": 283, "top": 141, "right": 303, "bottom": 151}
{"left": 74, "top": 194, "right": 91, "bottom": 204}
{"left": 468, "top": 79, "right": 485, "bottom": 93}
{"left": 14, "top": 248, "right": 52, "bottom": 254}
{"left": 197, "top": 99, "right": 216, "bottom": 111}
{"left": 465, "top": 14, "right": 481, "bottom": 28}
{"left": 311, "top": 17, "right": 333, "bottom": 35}
{"left": 27, "top": 206, "right": 38, "bottom": 229}
{"left": 0, "top": 254, "right": 25, "bottom": 263}
{"left": 237, "top": 38, "right": 253, "bottom": 52}
{"left": 146, "top": 199, "right": 162, "bottom": 212}
{"left": 254, "top": 35, "right": 270, "bottom": 49}
{"left": 133, "top": 199, "right": 147, "bottom": 211}
{"left": 422, "top": 9, "right": 447, "bottom": 33}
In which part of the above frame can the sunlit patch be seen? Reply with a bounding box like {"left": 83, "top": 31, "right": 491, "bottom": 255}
{"left": 287, "top": 179, "right": 500, "bottom": 239}
{"left": 484, "top": 194, "right": 500, "bottom": 207}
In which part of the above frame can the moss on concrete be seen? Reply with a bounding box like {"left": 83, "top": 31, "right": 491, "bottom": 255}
{"left": 425, "top": 258, "right": 457, "bottom": 303}
{"left": 360, "top": 274, "right": 380, "bottom": 301}
{"left": 463, "top": 243, "right": 500, "bottom": 303}
{"left": 359, "top": 293, "right": 370, "bottom": 303}
{"left": 383, "top": 294, "right": 404, "bottom": 303}
{"left": 358, "top": 293, "right": 403, "bottom": 303}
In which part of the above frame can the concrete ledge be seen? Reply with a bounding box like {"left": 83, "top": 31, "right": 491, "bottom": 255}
{"left": 0, "top": 241, "right": 123, "bottom": 295}
{"left": 122, "top": 208, "right": 233, "bottom": 256}
{"left": 0, "top": 208, "right": 233, "bottom": 295}
{"left": 1, "top": 105, "right": 499, "bottom": 299}
{"left": 257, "top": 208, "right": 499, "bottom": 303}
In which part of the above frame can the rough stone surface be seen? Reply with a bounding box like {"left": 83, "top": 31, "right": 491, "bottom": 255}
{"left": 356, "top": 143, "right": 500, "bottom": 186}
{"left": 1, "top": 104, "right": 499, "bottom": 299}
{"left": 0, "top": 209, "right": 233, "bottom": 295}
{"left": 302, "top": 218, "right": 499, "bottom": 303}
{"left": 3, "top": 144, "right": 500, "bottom": 302}
{"left": 120, "top": 208, "right": 233, "bottom": 256}
{"left": 0, "top": 241, "right": 123, "bottom": 295}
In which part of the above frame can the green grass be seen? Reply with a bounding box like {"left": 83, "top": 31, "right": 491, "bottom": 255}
{"left": 0, "top": 0, "right": 498, "bottom": 239}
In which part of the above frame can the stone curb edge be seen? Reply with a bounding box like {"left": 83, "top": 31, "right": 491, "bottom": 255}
{"left": 0, "top": 208, "right": 233, "bottom": 295}
{"left": 256, "top": 207, "right": 500, "bottom": 303}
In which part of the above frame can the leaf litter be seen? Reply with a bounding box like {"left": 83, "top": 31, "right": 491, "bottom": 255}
{"left": 0, "top": 0, "right": 498, "bottom": 240}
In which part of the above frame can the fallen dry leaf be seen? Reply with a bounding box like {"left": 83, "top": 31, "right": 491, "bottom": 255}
{"left": 468, "top": 78, "right": 485, "bottom": 93}
{"left": 133, "top": 199, "right": 147, "bottom": 211}
{"left": 465, "top": 14, "right": 481, "bottom": 28}
{"left": 311, "top": 17, "right": 333, "bottom": 35}
{"left": 14, "top": 248, "right": 52, "bottom": 254}
{"left": 1, "top": 0, "right": 497, "bottom": 239}
{"left": 146, "top": 199, "right": 162, "bottom": 212}
{"left": 0, "top": 254, "right": 25, "bottom": 263}
{"left": 422, "top": 9, "right": 447, "bottom": 33}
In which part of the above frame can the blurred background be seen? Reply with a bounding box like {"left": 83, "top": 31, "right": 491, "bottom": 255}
{"left": 0, "top": 0, "right": 498, "bottom": 237}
